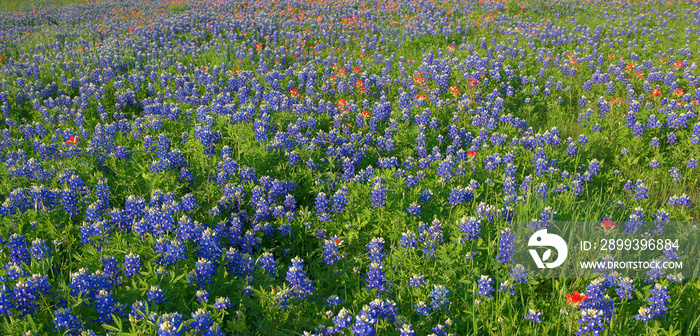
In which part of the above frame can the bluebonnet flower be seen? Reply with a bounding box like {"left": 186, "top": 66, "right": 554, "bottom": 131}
{"left": 428, "top": 285, "right": 450, "bottom": 311}
{"left": 635, "top": 284, "right": 670, "bottom": 323}
{"left": 579, "top": 95, "right": 587, "bottom": 108}
{"left": 101, "top": 256, "right": 121, "bottom": 287}
{"left": 524, "top": 309, "right": 542, "bottom": 323}
{"left": 666, "top": 194, "right": 691, "bottom": 207}
{"left": 52, "top": 307, "right": 84, "bottom": 335}
{"left": 533, "top": 206, "right": 557, "bottom": 229}
{"left": 13, "top": 274, "right": 51, "bottom": 317}
{"left": 275, "top": 288, "right": 293, "bottom": 311}
{"left": 414, "top": 301, "right": 430, "bottom": 316}
{"left": 408, "top": 274, "right": 427, "bottom": 288}
{"left": 327, "top": 295, "right": 342, "bottom": 307}
{"left": 366, "top": 238, "right": 387, "bottom": 262}
{"left": 286, "top": 257, "right": 315, "bottom": 299}
{"left": 322, "top": 237, "right": 343, "bottom": 266}
{"left": 497, "top": 228, "right": 517, "bottom": 263}
{"left": 157, "top": 312, "right": 185, "bottom": 336}
{"left": 418, "top": 189, "right": 433, "bottom": 204}
{"left": 190, "top": 309, "right": 213, "bottom": 334}
{"left": 397, "top": 324, "right": 415, "bottom": 336}
{"left": 688, "top": 158, "right": 698, "bottom": 169}
{"left": 510, "top": 264, "right": 529, "bottom": 283}
{"left": 588, "top": 159, "right": 601, "bottom": 176}
{"left": 579, "top": 278, "right": 615, "bottom": 323}
{"left": 196, "top": 290, "right": 209, "bottom": 303}
{"left": 122, "top": 253, "right": 141, "bottom": 279}
{"left": 366, "top": 260, "right": 388, "bottom": 297}
{"left": 225, "top": 248, "right": 255, "bottom": 277}
{"left": 624, "top": 207, "right": 645, "bottom": 234}
{"left": 666, "top": 132, "right": 677, "bottom": 144}
{"left": 0, "top": 285, "right": 13, "bottom": 316}
{"left": 458, "top": 216, "right": 481, "bottom": 242}
{"left": 477, "top": 275, "right": 495, "bottom": 300}
{"left": 94, "top": 290, "right": 120, "bottom": 324}
{"left": 632, "top": 180, "right": 649, "bottom": 200}
{"left": 499, "top": 279, "right": 517, "bottom": 295}
{"left": 203, "top": 324, "right": 225, "bottom": 336}
{"left": 352, "top": 306, "right": 377, "bottom": 336}
{"left": 667, "top": 273, "right": 684, "bottom": 284}
{"left": 668, "top": 167, "right": 682, "bottom": 183}
{"left": 30, "top": 238, "right": 51, "bottom": 261}
{"left": 370, "top": 178, "right": 387, "bottom": 208}
{"left": 129, "top": 300, "right": 147, "bottom": 321}
{"left": 333, "top": 308, "right": 353, "bottom": 329}
{"left": 418, "top": 220, "right": 444, "bottom": 259}
{"left": 4, "top": 262, "right": 27, "bottom": 281}
{"left": 315, "top": 192, "right": 330, "bottom": 222}
{"left": 331, "top": 187, "right": 349, "bottom": 213}
{"left": 615, "top": 277, "right": 636, "bottom": 299}
{"left": 447, "top": 186, "right": 473, "bottom": 205}
{"left": 649, "top": 137, "right": 660, "bottom": 148}
{"left": 8, "top": 234, "right": 30, "bottom": 265}
{"left": 476, "top": 202, "right": 498, "bottom": 223}
{"left": 257, "top": 252, "right": 277, "bottom": 276}
{"left": 652, "top": 208, "right": 671, "bottom": 233}
{"left": 576, "top": 309, "right": 606, "bottom": 335}
{"left": 406, "top": 202, "right": 421, "bottom": 216}
{"left": 645, "top": 259, "right": 665, "bottom": 283}
{"left": 213, "top": 297, "right": 231, "bottom": 311}
{"left": 399, "top": 231, "right": 417, "bottom": 249}
{"left": 432, "top": 322, "right": 448, "bottom": 335}
{"left": 147, "top": 286, "right": 167, "bottom": 305}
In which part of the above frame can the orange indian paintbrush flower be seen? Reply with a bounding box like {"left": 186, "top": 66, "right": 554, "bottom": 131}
{"left": 564, "top": 291, "right": 589, "bottom": 306}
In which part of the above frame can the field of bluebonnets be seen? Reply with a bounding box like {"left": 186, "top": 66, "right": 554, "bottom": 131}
{"left": 0, "top": 0, "right": 699, "bottom": 334}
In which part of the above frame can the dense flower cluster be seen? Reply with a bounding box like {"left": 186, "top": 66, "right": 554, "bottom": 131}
{"left": 0, "top": 0, "right": 697, "bottom": 334}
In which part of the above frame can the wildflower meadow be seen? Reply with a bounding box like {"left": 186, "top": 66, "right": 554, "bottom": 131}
{"left": 0, "top": 0, "right": 699, "bottom": 335}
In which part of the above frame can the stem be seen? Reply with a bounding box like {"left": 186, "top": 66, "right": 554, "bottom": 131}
{"left": 569, "top": 314, "right": 575, "bottom": 336}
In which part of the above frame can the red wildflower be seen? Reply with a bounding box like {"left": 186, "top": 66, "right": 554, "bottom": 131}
{"left": 564, "top": 291, "right": 589, "bottom": 306}
{"left": 450, "top": 85, "right": 460, "bottom": 96}
{"left": 467, "top": 150, "right": 478, "bottom": 157}
{"left": 66, "top": 136, "right": 79, "bottom": 146}
{"left": 600, "top": 219, "right": 616, "bottom": 230}
{"left": 290, "top": 88, "right": 299, "bottom": 97}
